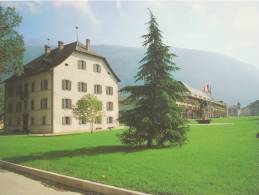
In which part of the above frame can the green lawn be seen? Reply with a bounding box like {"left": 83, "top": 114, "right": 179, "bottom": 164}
{"left": 0, "top": 117, "right": 258, "bottom": 195}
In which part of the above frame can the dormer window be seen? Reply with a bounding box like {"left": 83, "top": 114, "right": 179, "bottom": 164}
{"left": 93, "top": 64, "right": 101, "bottom": 73}
{"left": 78, "top": 60, "right": 86, "bottom": 70}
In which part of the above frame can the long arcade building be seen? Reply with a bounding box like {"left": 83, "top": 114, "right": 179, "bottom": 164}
{"left": 177, "top": 82, "right": 227, "bottom": 119}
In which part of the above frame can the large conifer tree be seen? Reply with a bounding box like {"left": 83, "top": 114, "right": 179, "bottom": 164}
{"left": 120, "top": 10, "right": 188, "bottom": 147}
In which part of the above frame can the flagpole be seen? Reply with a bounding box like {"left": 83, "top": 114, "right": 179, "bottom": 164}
{"left": 75, "top": 26, "right": 79, "bottom": 42}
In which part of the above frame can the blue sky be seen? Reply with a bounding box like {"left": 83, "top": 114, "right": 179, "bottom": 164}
{"left": 2, "top": 1, "right": 259, "bottom": 69}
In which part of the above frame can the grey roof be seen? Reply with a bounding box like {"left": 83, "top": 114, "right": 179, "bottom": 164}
{"left": 180, "top": 81, "right": 225, "bottom": 106}
{"left": 5, "top": 41, "right": 120, "bottom": 82}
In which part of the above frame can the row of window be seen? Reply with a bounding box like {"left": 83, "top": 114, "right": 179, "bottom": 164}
{"left": 7, "top": 79, "right": 48, "bottom": 97}
{"left": 7, "top": 80, "right": 114, "bottom": 97}
{"left": 62, "top": 116, "right": 114, "bottom": 125}
{"left": 8, "top": 98, "right": 48, "bottom": 113}
{"left": 62, "top": 80, "right": 113, "bottom": 95}
{"left": 8, "top": 116, "right": 114, "bottom": 126}
{"left": 8, "top": 99, "right": 114, "bottom": 112}
{"left": 77, "top": 61, "right": 101, "bottom": 73}
{"left": 62, "top": 99, "right": 113, "bottom": 110}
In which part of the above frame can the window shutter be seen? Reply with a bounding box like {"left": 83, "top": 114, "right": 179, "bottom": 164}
{"left": 45, "top": 80, "right": 48, "bottom": 89}
{"left": 78, "top": 60, "right": 80, "bottom": 69}
{"left": 69, "top": 81, "right": 71, "bottom": 90}
{"left": 69, "top": 99, "right": 72, "bottom": 108}
{"left": 84, "top": 83, "right": 87, "bottom": 92}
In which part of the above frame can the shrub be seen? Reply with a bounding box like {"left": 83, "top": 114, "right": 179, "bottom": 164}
{"left": 256, "top": 132, "right": 259, "bottom": 138}
{"left": 120, "top": 128, "right": 146, "bottom": 146}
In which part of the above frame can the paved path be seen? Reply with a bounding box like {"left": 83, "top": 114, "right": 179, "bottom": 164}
{"left": 0, "top": 168, "right": 88, "bottom": 195}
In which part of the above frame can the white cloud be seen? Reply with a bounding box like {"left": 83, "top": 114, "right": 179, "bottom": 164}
{"left": 139, "top": 1, "right": 259, "bottom": 67}
{"left": 52, "top": 0, "right": 101, "bottom": 32}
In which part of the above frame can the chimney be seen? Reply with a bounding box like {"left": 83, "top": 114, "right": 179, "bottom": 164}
{"left": 58, "top": 41, "right": 64, "bottom": 50}
{"left": 86, "top": 39, "right": 90, "bottom": 51}
{"left": 44, "top": 45, "right": 51, "bottom": 55}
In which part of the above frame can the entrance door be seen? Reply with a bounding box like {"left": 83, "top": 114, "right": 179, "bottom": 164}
{"left": 23, "top": 114, "right": 29, "bottom": 133}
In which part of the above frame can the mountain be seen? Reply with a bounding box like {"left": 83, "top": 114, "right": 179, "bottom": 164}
{"left": 23, "top": 45, "right": 259, "bottom": 106}
{"left": 241, "top": 100, "right": 259, "bottom": 116}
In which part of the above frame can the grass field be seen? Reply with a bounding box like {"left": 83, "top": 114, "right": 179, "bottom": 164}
{"left": 0, "top": 117, "right": 258, "bottom": 195}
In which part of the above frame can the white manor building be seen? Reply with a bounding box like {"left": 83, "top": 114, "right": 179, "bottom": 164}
{"left": 4, "top": 40, "right": 120, "bottom": 134}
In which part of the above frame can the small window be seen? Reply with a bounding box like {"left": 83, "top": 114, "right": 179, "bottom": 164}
{"left": 65, "top": 63, "right": 69, "bottom": 66}
{"left": 42, "top": 116, "right": 46, "bottom": 125}
{"left": 16, "top": 85, "right": 22, "bottom": 96}
{"left": 31, "top": 82, "right": 35, "bottom": 92}
{"left": 62, "top": 116, "right": 71, "bottom": 125}
{"left": 24, "top": 101, "right": 28, "bottom": 111}
{"left": 62, "top": 99, "right": 72, "bottom": 109}
{"left": 16, "top": 102, "right": 22, "bottom": 112}
{"left": 31, "top": 100, "right": 35, "bottom": 111}
{"left": 94, "top": 84, "right": 102, "bottom": 94}
{"left": 8, "top": 119, "right": 12, "bottom": 126}
{"left": 7, "top": 103, "right": 12, "bottom": 113}
{"left": 24, "top": 83, "right": 28, "bottom": 95}
{"left": 106, "top": 102, "right": 114, "bottom": 111}
{"left": 62, "top": 80, "right": 71, "bottom": 90}
{"left": 7, "top": 88, "right": 13, "bottom": 97}
{"left": 106, "top": 86, "right": 113, "bottom": 95}
{"left": 78, "top": 60, "right": 86, "bottom": 70}
{"left": 41, "top": 98, "right": 48, "bottom": 109}
{"left": 31, "top": 117, "right": 35, "bottom": 125}
{"left": 95, "top": 116, "right": 102, "bottom": 124}
{"left": 79, "top": 118, "right": 87, "bottom": 125}
{"left": 93, "top": 64, "right": 101, "bottom": 73}
{"left": 107, "top": 116, "right": 113, "bottom": 124}
{"left": 78, "top": 82, "right": 87, "bottom": 92}
{"left": 41, "top": 79, "right": 48, "bottom": 90}
{"left": 17, "top": 117, "right": 21, "bottom": 126}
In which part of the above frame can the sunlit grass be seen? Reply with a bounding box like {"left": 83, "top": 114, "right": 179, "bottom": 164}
{"left": 0, "top": 117, "right": 258, "bottom": 194}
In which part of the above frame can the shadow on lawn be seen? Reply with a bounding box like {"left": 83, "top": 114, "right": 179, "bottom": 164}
{"left": 3, "top": 145, "right": 171, "bottom": 164}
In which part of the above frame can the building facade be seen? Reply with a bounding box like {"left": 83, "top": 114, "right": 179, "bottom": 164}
{"left": 177, "top": 82, "right": 227, "bottom": 119}
{"left": 5, "top": 40, "right": 120, "bottom": 134}
{"left": 119, "top": 82, "right": 228, "bottom": 120}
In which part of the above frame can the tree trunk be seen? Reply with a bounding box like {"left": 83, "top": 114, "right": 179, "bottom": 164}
{"left": 91, "top": 120, "right": 93, "bottom": 134}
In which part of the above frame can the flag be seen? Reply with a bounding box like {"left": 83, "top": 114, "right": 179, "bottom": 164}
{"left": 203, "top": 84, "right": 209, "bottom": 93}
